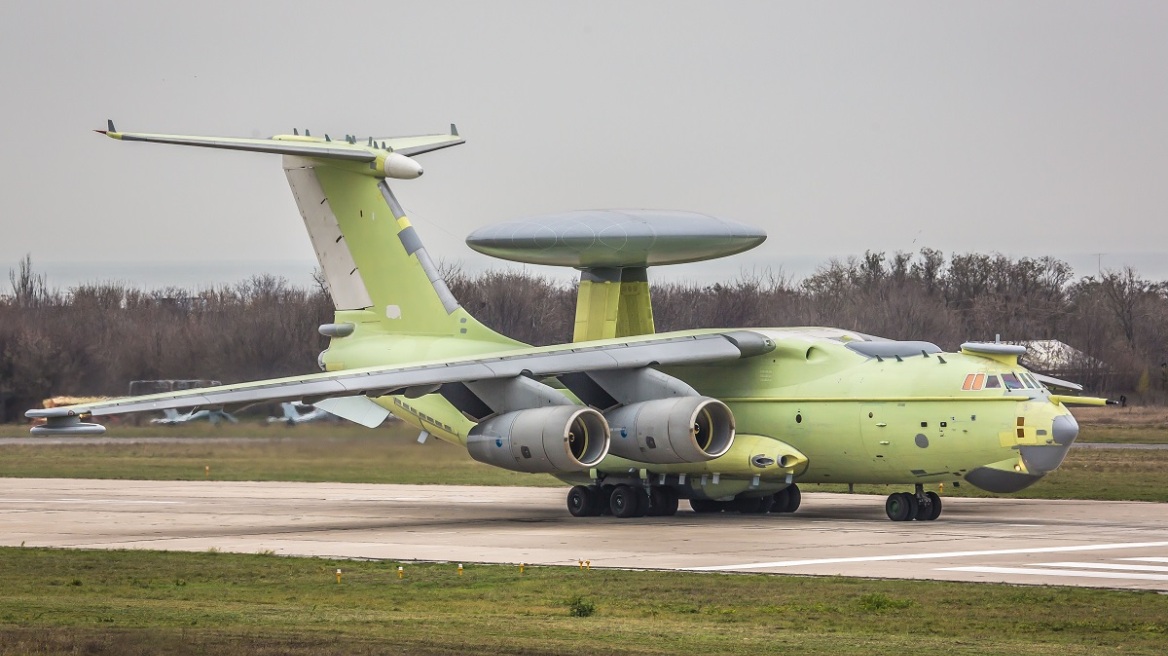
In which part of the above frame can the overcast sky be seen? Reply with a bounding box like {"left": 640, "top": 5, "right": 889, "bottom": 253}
{"left": 1, "top": 1, "right": 1166, "bottom": 287}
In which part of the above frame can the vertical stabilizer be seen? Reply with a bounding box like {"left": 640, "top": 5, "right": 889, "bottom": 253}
{"left": 96, "top": 123, "right": 500, "bottom": 341}
{"left": 282, "top": 156, "right": 506, "bottom": 340}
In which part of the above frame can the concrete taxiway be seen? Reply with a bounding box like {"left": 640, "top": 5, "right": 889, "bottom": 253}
{"left": 2, "top": 478, "right": 1167, "bottom": 591}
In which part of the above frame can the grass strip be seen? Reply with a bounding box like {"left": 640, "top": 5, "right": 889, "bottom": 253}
{"left": 0, "top": 547, "right": 1165, "bottom": 656}
{"left": 2, "top": 426, "right": 1167, "bottom": 501}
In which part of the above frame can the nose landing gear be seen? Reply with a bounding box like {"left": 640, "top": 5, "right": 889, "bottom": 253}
{"left": 885, "top": 484, "right": 942, "bottom": 521}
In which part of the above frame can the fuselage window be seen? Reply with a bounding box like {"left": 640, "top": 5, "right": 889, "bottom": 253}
{"left": 962, "top": 373, "right": 988, "bottom": 391}
{"left": 984, "top": 375, "right": 1001, "bottom": 389}
{"left": 1001, "top": 373, "right": 1024, "bottom": 390}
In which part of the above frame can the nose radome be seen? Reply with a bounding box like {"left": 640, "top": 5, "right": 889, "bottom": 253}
{"left": 1052, "top": 414, "right": 1080, "bottom": 446}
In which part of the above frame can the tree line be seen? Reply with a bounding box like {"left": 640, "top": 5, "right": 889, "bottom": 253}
{"left": 3, "top": 250, "right": 1166, "bottom": 421}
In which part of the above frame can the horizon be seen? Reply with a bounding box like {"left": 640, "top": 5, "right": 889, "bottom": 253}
{"left": 6, "top": 248, "right": 1166, "bottom": 294}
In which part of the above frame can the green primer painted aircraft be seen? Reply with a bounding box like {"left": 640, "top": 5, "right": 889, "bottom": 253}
{"left": 28, "top": 122, "right": 1109, "bottom": 522}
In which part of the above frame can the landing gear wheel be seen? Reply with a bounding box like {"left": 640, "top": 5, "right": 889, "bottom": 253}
{"left": 648, "top": 487, "right": 680, "bottom": 516}
{"left": 735, "top": 496, "right": 772, "bottom": 514}
{"left": 610, "top": 484, "right": 646, "bottom": 519}
{"left": 689, "top": 498, "right": 723, "bottom": 513}
{"left": 770, "top": 484, "right": 802, "bottom": 513}
{"left": 885, "top": 492, "right": 916, "bottom": 521}
{"left": 903, "top": 492, "right": 919, "bottom": 520}
{"left": 598, "top": 484, "right": 615, "bottom": 516}
{"left": 771, "top": 488, "right": 790, "bottom": 513}
{"left": 921, "top": 491, "right": 942, "bottom": 521}
{"left": 566, "top": 485, "right": 599, "bottom": 517}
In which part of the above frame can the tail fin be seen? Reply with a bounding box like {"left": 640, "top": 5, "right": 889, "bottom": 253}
{"left": 283, "top": 156, "right": 462, "bottom": 334}
{"left": 100, "top": 123, "right": 516, "bottom": 343}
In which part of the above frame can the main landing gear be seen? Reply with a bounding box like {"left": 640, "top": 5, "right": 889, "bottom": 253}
{"left": 567, "top": 484, "right": 680, "bottom": 518}
{"left": 688, "top": 485, "right": 802, "bottom": 515}
{"left": 885, "top": 484, "right": 942, "bottom": 521}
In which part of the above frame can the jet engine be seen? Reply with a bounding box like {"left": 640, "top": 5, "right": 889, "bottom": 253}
{"left": 467, "top": 406, "right": 610, "bottom": 473}
{"left": 605, "top": 397, "right": 735, "bottom": 464}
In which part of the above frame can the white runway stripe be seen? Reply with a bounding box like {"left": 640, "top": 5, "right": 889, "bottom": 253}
{"left": 1034, "top": 561, "right": 1168, "bottom": 573}
{"left": 689, "top": 541, "right": 1168, "bottom": 571}
{"left": 1120, "top": 557, "right": 1168, "bottom": 563}
{"left": 940, "top": 566, "right": 1168, "bottom": 582}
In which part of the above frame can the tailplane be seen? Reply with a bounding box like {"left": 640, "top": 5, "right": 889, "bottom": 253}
{"left": 100, "top": 123, "right": 517, "bottom": 345}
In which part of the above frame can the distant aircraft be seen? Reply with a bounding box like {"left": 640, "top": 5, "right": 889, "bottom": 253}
{"left": 151, "top": 408, "right": 238, "bottom": 426}
{"left": 267, "top": 402, "right": 336, "bottom": 426}
{"left": 29, "top": 121, "right": 1109, "bottom": 522}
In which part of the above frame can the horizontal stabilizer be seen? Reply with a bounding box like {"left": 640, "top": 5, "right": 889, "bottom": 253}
{"left": 98, "top": 124, "right": 464, "bottom": 162}
{"left": 103, "top": 130, "right": 377, "bottom": 161}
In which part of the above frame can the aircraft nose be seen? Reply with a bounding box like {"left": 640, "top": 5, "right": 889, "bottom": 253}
{"left": 1051, "top": 414, "right": 1079, "bottom": 446}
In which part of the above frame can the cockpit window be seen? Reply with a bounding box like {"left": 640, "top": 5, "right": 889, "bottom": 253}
{"left": 984, "top": 375, "right": 1001, "bottom": 389}
{"left": 1018, "top": 373, "right": 1037, "bottom": 389}
{"left": 1001, "top": 373, "right": 1024, "bottom": 390}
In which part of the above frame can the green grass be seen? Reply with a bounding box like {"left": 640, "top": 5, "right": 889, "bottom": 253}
{"left": 2, "top": 423, "right": 1167, "bottom": 500}
{"left": 1078, "top": 425, "right": 1168, "bottom": 444}
{"left": 1, "top": 547, "right": 1165, "bottom": 655}
{"left": 0, "top": 423, "right": 561, "bottom": 486}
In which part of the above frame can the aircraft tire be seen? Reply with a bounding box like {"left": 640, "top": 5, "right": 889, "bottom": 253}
{"left": 567, "top": 485, "right": 599, "bottom": 517}
{"left": 634, "top": 487, "right": 650, "bottom": 516}
{"left": 598, "top": 484, "right": 615, "bottom": 515}
{"left": 735, "top": 496, "right": 771, "bottom": 513}
{"left": 610, "top": 484, "right": 645, "bottom": 519}
{"left": 649, "top": 487, "right": 679, "bottom": 516}
{"left": 923, "top": 491, "right": 942, "bottom": 521}
{"left": 885, "top": 492, "right": 914, "bottom": 521}
{"left": 903, "top": 492, "right": 920, "bottom": 520}
{"left": 784, "top": 485, "right": 801, "bottom": 513}
{"left": 771, "top": 488, "right": 790, "bottom": 513}
{"left": 689, "top": 498, "right": 723, "bottom": 513}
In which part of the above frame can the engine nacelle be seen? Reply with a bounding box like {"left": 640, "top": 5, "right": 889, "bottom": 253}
{"left": 605, "top": 397, "right": 735, "bottom": 464}
{"left": 382, "top": 152, "right": 423, "bottom": 179}
{"left": 467, "top": 406, "right": 610, "bottom": 474}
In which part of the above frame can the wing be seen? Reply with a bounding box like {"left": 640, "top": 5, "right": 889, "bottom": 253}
{"left": 27, "top": 330, "right": 775, "bottom": 434}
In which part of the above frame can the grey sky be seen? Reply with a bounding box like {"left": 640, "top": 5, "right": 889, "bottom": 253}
{"left": 2, "top": 1, "right": 1166, "bottom": 287}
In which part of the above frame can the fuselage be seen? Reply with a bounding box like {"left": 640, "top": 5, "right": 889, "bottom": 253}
{"left": 321, "top": 323, "right": 1078, "bottom": 498}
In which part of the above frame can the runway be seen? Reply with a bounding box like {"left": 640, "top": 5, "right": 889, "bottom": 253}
{"left": 3, "top": 479, "right": 1168, "bottom": 591}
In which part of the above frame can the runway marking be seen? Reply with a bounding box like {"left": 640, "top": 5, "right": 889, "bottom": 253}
{"left": 1034, "top": 561, "right": 1168, "bottom": 573}
{"left": 689, "top": 541, "right": 1168, "bottom": 571}
{"left": 940, "top": 566, "right": 1168, "bottom": 582}
{"left": 1120, "top": 557, "right": 1168, "bottom": 563}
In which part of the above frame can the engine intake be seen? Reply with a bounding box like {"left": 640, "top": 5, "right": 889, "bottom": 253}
{"left": 467, "top": 406, "right": 610, "bottom": 473}
{"left": 605, "top": 397, "right": 735, "bottom": 464}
